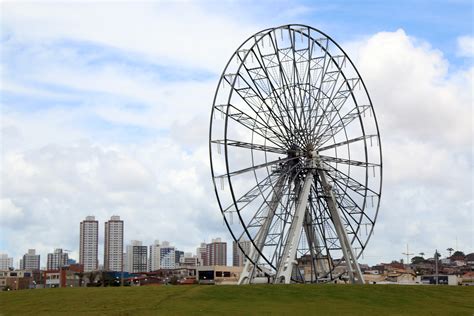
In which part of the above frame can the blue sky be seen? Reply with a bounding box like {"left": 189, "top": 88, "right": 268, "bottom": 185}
{"left": 0, "top": 1, "right": 472, "bottom": 267}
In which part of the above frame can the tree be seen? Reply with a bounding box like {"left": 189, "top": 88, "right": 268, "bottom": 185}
{"left": 452, "top": 251, "right": 465, "bottom": 258}
{"left": 75, "top": 272, "right": 84, "bottom": 287}
{"left": 419, "top": 252, "right": 425, "bottom": 257}
{"left": 447, "top": 248, "right": 454, "bottom": 257}
{"left": 87, "top": 271, "right": 97, "bottom": 286}
{"left": 411, "top": 256, "right": 425, "bottom": 264}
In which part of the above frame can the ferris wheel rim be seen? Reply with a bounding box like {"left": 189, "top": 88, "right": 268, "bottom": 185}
{"left": 209, "top": 24, "right": 383, "bottom": 280}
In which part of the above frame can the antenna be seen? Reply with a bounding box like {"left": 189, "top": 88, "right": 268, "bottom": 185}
{"left": 402, "top": 244, "right": 414, "bottom": 266}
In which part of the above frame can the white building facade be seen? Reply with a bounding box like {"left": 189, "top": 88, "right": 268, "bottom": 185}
{"left": 0, "top": 253, "right": 13, "bottom": 270}
{"left": 47, "top": 248, "right": 69, "bottom": 270}
{"left": 159, "top": 241, "right": 176, "bottom": 269}
{"left": 149, "top": 240, "right": 161, "bottom": 272}
{"left": 79, "top": 216, "right": 99, "bottom": 272}
{"left": 196, "top": 243, "right": 207, "bottom": 266}
{"left": 104, "top": 215, "right": 124, "bottom": 272}
{"left": 22, "top": 249, "right": 40, "bottom": 270}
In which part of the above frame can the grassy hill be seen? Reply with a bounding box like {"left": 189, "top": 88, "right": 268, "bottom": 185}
{"left": 1, "top": 284, "right": 473, "bottom": 315}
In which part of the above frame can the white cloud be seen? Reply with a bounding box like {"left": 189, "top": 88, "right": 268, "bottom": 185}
{"left": 0, "top": 2, "right": 472, "bottom": 267}
{"left": 349, "top": 29, "right": 473, "bottom": 261}
{"left": 355, "top": 29, "right": 472, "bottom": 147}
{"left": 1, "top": 2, "right": 258, "bottom": 73}
{"left": 0, "top": 198, "right": 24, "bottom": 224}
{"left": 457, "top": 35, "right": 474, "bottom": 57}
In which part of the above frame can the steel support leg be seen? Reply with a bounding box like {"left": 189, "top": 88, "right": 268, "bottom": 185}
{"left": 274, "top": 172, "right": 314, "bottom": 284}
{"left": 303, "top": 210, "right": 329, "bottom": 281}
{"left": 316, "top": 165, "right": 365, "bottom": 284}
{"left": 238, "top": 174, "right": 286, "bottom": 285}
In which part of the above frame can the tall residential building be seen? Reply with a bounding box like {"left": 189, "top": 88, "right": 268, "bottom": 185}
{"left": 196, "top": 242, "right": 207, "bottom": 266}
{"left": 125, "top": 240, "right": 147, "bottom": 273}
{"left": 21, "top": 249, "right": 40, "bottom": 270}
{"left": 0, "top": 253, "right": 13, "bottom": 270}
{"left": 233, "top": 240, "right": 252, "bottom": 267}
{"left": 149, "top": 240, "right": 161, "bottom": 272}
{"left": 47, "top": 249, "right": 69, "bottom": 270}
{"left": 159, "top": 241, "right": 175, "bottom": 269}
{"left": 205, "top": 238, "right": 227, "bottom": 266}
{"left": 104, "top": 215, "right": 124, "bottom": 271}
{"left": 79, "top": 216, "right": 99, "bottom": 272}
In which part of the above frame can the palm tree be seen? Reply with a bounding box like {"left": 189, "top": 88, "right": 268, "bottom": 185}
{"left": 446, "top": 248, "right": 454, "bottom": 257}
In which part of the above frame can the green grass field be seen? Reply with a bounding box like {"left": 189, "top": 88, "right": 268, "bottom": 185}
{"left": 1, "top": 284, "right": 473, "bottom": 315}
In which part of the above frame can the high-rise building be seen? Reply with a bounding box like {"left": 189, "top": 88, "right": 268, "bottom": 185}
{"left": 104, "top": 215, "right": 124, "bottom": 272}
{"left": 47, "top": 249, "right": 69, "bottom": 270}
{"left": 159, "top": 241, "right": 175, "bottom": 269}
{"left": 175, "top": 250, "right": 184, "bottom": 265}
{"left": 205, "top": 238, "right": 227, "bottom": 266}
{"left": 196, "top": 242, "right": 207, "bottom": 266}
{"left": 125, "top": 240, "right": 147, "bottom": 273}
{"left": 21, "top": 249, "right": 40, "bottom": 270}
{"left": 79, "top": 216, "right": 99, "bottom": 272}
{"left": 149, "top": 240, "right": 161, "bottom": 272}
{"left": 0, "top": 253, "right": 13, "bottom": 270}
{"left": 233, "top": 240, "right": 252, "bottom": 267}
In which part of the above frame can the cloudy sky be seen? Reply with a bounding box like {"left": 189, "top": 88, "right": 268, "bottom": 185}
{"left": 1, "top": 0, "right": 472, "bottom": 268}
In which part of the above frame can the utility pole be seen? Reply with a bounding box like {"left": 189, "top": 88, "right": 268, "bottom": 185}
{"left": 434, "top": 249, "right": 439, "bottom": 285}
{"left": 402, "top": 244, "right": 414, "bottom": 267}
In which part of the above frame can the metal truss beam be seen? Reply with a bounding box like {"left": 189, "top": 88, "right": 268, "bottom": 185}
{"left": 239, "top": 174, "right": 287, "bottom": 284}
{"left": 274, "top": 171, "right": 313, "bottom": 284}
{"left": 316, "top": 161, "right": 365, "bottom": 284}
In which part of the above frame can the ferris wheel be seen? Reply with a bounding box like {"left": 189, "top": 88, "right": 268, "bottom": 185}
{"left": 209, "top": 24, "right": 382, "bottom": 284}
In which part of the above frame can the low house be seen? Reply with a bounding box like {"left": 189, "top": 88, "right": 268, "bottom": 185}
{"left": 417, "top": 275, "right": 458, "bottom": 286}
{"left": 461, "top": 272, "right": 474, "bottom": 285}
{"left": 196, "top": 265, "right": 242, "bottom": 284}
{"left": 0, "top": 270, "right": 33, "bottom": 290}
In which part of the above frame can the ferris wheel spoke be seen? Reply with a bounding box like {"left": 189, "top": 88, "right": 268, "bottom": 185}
{"left": 211, "top": 139, "right": 287, "bottom": 155}
{"left": 316, "top": 104, "right": 371, "bottom": 147}
{"left": 224, "top": 74, "right": 293, "bottom": 145}
{"left": 307, "top": 37, "right": 332, "bottom": 133}
{"left": 324, "top": 77, "right": 361, "bottom": 125}
{"left": 251, "top": 41, "right": 307, "bottom": 145}
{"left": 315, "top": 173, "right": 366, "bottom": 251}
{"left": 244, "top": 46, "right": 302, "bottom": 146}
{"left": 334, "top": 200, "right": 365, "bottom": 251}
{"left": 222, "top": 168, "right": 284, "bottom": 213}
{"left": 267, "top": 30, "right": 307, "bottom": 146}
{"left": 312, "top": 79, "right": 362, "bottom": 145}
{"left": 214, "top": 103, "right": 288, "bottom": 148}
{"left": 324, "top": 163, "right": 378, "bottom": 196}
{"left": 310, "top": 77, "right": 358, "bottom": 144}
{"left": 319, "top": 155, "right": 379, "bottom": 168}
{"left": 318, "top": 135, "right": 376, "bottom": 152}
{"left": 216, "top": 156, "right": 298, "bottom": 179}
{"left": 289, "top": 29, "right": 312, "bottom": 146}
{"left": 238, "top": 161, "right": 302, "bottom": 222}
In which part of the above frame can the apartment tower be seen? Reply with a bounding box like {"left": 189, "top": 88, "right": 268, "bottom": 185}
{"left": 22, "top": 249, "right": 40, "bottom": 270}
{"left": 79, "top": 216, "right": 99, "bottom": 272}
{"left": 205, "top": 238, "right": 227, "bottom": 266}
{"left": 104, "top": 215, "right": 124, "bottom": 272}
